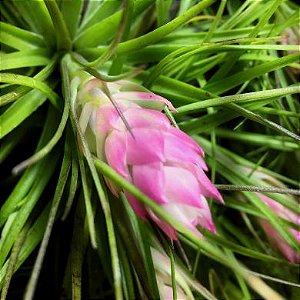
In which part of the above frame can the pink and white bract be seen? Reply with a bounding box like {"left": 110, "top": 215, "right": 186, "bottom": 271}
{"left": 240, "top": 167, "right": 299, "bottom": 263}
{"left": 77, "top": 77, "right": 223, "bottom": 239}
{"left": 257, "top": 193, "right": 300, "bottom": 263}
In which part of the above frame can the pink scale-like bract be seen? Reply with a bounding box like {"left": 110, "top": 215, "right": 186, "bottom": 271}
{"left": 77, "top": 77, "right": 223, "bottom": 239}
{"left": 257, "top": 193, "right": 300, "bottom": 263}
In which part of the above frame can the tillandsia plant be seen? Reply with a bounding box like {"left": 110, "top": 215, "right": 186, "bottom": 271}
{"left": 0, "top": 0, "right": 300, "bottom": 300}
{"left": 72, "top": 65, "right": 223, "bottom": 239}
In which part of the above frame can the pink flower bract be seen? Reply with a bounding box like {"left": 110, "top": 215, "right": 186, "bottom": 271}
{"left": 257, "top": 193, "right": 300, "bottom": 263}
{"left": 77, "top": 78, "right": 224, "bottom": 239}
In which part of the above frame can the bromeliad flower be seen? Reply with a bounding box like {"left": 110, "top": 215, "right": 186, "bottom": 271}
{"left": 257, "top": 193, "right": 300, "bottom": 263}
{"left": 240, "top": 168, "right": 300, "bottom": 263}
{"left": 76, "top": 75, "right": 223, "bottom": 239}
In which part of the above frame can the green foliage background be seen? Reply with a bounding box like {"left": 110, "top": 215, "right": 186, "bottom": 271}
{"left": 0, "top": 0, "right": 299, "bottom": 299}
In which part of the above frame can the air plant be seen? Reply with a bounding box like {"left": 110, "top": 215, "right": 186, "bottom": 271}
{"left": 72, "top": 68, "right": 223, "bottom": 240}
{"left": 0, "top": 0, "right": 299, "bottom": 299}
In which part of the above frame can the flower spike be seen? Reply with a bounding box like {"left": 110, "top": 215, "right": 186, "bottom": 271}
{"left": 76, "top": 75, "right": 223, "bottom": 239}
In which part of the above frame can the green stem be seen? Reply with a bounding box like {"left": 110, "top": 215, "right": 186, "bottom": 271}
{"left": 215, "top": 185, "right": 300, "bottom": 196}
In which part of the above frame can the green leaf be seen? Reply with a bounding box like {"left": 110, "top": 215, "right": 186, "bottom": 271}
{"left": 0, "top": 107, "right": 61, "bottom": 227}
{"left": 213, "top": 129, "right": 299, "bottom": 151}
{"left": 203, "top": 230, "right": 284, "bottom": 263}
{"left": 11, "top": 82, "right": 69, "bottom": 174}
{"left": 176, "top": 86, "right": 300, "bottom": 114}
{"left": 24, "top": 140, "right": 71, "bottom": 300}
{"left": 0, "top": 89, "right": 47, "bottom": 139}
{"left": 116, "top": 0, "right": 216, "bottom": 55}
{"left": 0, "top": 54, "right": 58, "bottom": 106}
{"left": 0, "top": 119, "right": 32, "bottom": 163}
{"left": 61, "top": 135, "right": 79, "bottom": 221}
{"left": 156, "top": 0, "right": 172, "bottom": 27}
{"left": 0, "top": 219, "right": 31, "bottom": 298}
{"left": 0, "top": 49, "right": 50, "bottom": 70}
{"left": 248, "top": 0, "right": 283, "bottom": 38}
{"left": 113, "top": 193, "right": 161, "bottom": 299}
{"left": 69, "top": 195, "right": 88, "bottom": 300}
{"left": 78, "top": 0, "right": 122, "bottom": 33}
{"left": 78, "top": 150, "right": 97, "bottom": 248}
{"left": 0, "top": 204, "right": 50, "bottom": 288}
{"left": 74, "top": 0, "right": 152, "bottom": 49}
{"left": 0, "top": 22, "right": 45, "bottom": 50}
{"left": 77, "top": 0, "right": 134, "bottom": 68}
{"left": 203, "top": 53, "right": 300, "bottom": 94}
{"left": 13, "top": 0, "right": 55, "bottom": 49}
{"left": 0, "top": 151, "right": 59, "bottom": 269}
{"left": 169, "top": 244, "right": 178, "bottom": 300}
{"left": 44, "top": 0, "right": 72, "bottom": 51}
{"left": 0, "top": 73, "right": 60, "bottom": 110}
{"left": 60, "top": 0, "right": 83, "bottom": 39}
